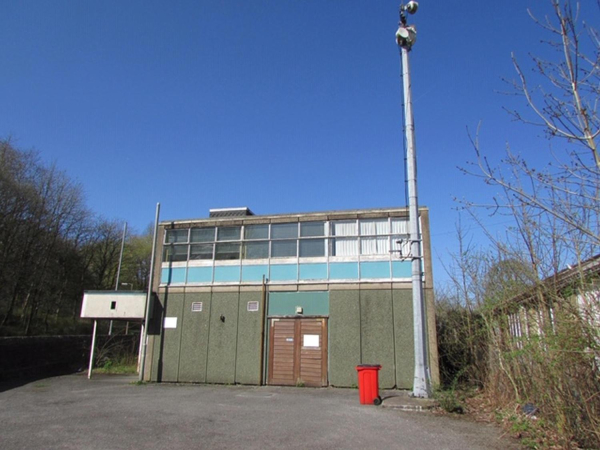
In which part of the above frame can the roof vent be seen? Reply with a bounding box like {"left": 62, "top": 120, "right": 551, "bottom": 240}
{"left": 209, "top": 207, "right": 254, "bottom": 218}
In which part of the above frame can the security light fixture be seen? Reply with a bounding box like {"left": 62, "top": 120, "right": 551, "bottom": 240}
{"left": 397, "top": 2, "right": 418, "bottom": 50}
{"left": 404, "top": 1, "right": 418, "bottom": 14}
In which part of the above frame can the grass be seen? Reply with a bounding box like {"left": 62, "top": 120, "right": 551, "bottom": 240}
{"left": 93, "top": 358, "right": 138, "bottom": 375}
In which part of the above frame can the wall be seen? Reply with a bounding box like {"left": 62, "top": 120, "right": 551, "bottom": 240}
{"left": 328, "top": 287, "right": 414, "bottom": 389}
{"left": 148, "top": 287, "right": 264, "bottom": 385}
{"left": 148, "top": 285, "right": 431, "bottom": 389}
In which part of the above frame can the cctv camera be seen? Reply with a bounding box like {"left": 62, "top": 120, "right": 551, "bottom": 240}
{"left": 405, "top": 1, "right": 418, "bottom": 14}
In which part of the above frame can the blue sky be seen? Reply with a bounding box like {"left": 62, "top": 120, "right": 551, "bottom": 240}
{"left": 1, "top": 1, "right": 584, "bottom": 285}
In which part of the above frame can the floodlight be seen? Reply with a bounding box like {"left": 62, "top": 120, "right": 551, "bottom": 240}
{"left": 405, "top": 1, "right": 418, "bottom": 14}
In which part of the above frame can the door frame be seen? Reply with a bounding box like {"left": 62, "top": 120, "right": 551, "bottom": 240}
{"left": 267, "top": 316, "right": 328, "bottom": 387}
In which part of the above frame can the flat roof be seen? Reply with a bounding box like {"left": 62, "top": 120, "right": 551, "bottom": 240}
{"left": 160, "top": 206, "right": 428, "bottom": 227}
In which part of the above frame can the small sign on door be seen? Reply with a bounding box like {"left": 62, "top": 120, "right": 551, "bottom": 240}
{"left": 303, "top": 334, "right": 320, "bottom": 348}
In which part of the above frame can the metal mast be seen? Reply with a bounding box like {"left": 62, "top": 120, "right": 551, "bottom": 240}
{"left": 396, "top": 1, "right": 431, "bottom": 398}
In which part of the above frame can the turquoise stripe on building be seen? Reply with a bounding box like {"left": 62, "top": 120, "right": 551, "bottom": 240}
{"left": 392, "top": 261, "right": 412, "bottom": 278}
{"left": 188, "top": 266, "right": 213, "bottom": 283}
{"left": 214, "top": 265, "right": 241, "bottom": 282}
{"left": 299, "top": 263, "right": 327, "bottom": 280}
{"left": 270, "top": 264, "right": 297, "bottom": 281}
{"left": 241, "top": 264, "right": 269, "bottom": 282}
{"left": 329, "top": 262, "right": 359, "bottom": 280}
{"left": 161, "top": 267, "right": 186, "bottom": 284}
{"left": 161, "top": 259, "right": 410, "bottom": 285}
{"left": 360, "top": 261, "right": 390, "bottom": 279}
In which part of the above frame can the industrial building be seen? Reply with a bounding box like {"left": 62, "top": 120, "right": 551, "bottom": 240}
{"left": 143, "top": 206, "right": 439, "bottom": 389}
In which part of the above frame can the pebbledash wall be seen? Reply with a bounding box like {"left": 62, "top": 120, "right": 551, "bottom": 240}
{"left": 143, "top": 207, "right": 439, "bottom": 389}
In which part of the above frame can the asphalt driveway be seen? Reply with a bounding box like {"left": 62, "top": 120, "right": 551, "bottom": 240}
{"left": 0, "top": 374, "right": 520, "bottom": 450}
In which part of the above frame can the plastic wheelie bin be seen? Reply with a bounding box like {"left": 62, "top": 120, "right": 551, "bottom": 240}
{"left": 356, "top": 364, "right": 382, "bottom": 405}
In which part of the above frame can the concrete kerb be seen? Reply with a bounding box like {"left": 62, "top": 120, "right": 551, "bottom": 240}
{"left": 379, "top": 389, "right": 439, "bottom": 411}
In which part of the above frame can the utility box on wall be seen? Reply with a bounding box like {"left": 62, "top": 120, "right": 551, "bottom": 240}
{"left": 81, "top": 291, "right": 146, "bottom": 320}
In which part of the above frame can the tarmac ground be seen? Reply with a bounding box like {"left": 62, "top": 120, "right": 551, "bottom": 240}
{"left": 0, "top": 374, "right": 521, "bottom": 450}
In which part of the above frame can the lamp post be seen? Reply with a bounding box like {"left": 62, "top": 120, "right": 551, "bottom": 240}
{"left": 109, "top": 222, "right": 128, "bottom": 336}
{"left": 396, "top": 1, "right": 431, "bottom": 398}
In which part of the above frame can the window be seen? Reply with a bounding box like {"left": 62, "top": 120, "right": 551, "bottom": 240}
{"left": 300, "top": 239, "right": 325, "bottom": 257}
{"left": 271, "top": 240, "right": 297, "bottom": 258}
{"left": 331, "top": 221, "right": 357, "bottom": 236}
{"left": 217, "top": 226, "right": 241, "bottom": 241}
{"left": 191, "top": 227, "right": 215, "bottom": 242}
{"left": 243, "top": 241, "right": 269, "bottom": 259}
{"left": 330, "top": 238, "right": 359, "bottom": 256}
{"left": 360, "top": 219, "right": 390, "bottom": 255}
{"left": 165, "top": 229, "right": 189, "bottom": 244}
{"left": 163, "top": 244, "right": 188, "bottom": 262}
{"left": 391, "top": 218, "right": 409, "bottom": 235}
{"left": 244, "top": 224, "right": 268, "bottom": 240}
{"left": 271, "top": 223, "right": 298, "bottom": 239}
{"left": 190, "top": 243, "right": 213, "bottom": 260}
{"left": 300, "top": 221, "right": 324, "bottom": 237}
{"left": 215, "top": 242, "right": 240, "bottom": 260}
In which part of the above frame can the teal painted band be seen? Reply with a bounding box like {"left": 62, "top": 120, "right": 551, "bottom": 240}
{"left": 268, "top": 291, "right": 329, "bottom": 316}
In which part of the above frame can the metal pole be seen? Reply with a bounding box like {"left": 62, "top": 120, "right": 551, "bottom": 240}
{"left": 87, "top": 319, "right": 98, "bottom": 379}
{"left": 397, "top": 6, "right": 430, "bottom": 397}
{"left": 139, "top": 203, "right": 160, "bottom": 381}
{"left": 109, "top": 222, "right": 128, "bottom": 336}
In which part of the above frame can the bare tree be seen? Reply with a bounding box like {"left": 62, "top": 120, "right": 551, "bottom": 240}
{"left": 446, "top": 2, "right": 600, "bottom": 445}
{"left": 507, "top": 0, "right": 600, "bottom": 168}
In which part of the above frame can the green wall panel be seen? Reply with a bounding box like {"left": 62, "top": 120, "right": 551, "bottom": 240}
{"left": 393, "top": 289, "right": 414, "bottom": 389}
{"left": 328, "top": 290, "right": 361, "bottom": 387}
{"left": 235, "top": 291, "right": 264, "bottom": 384}
{"left": 360, "top": 290, "right": 396, "bottom": 389}
{"left": 206, "top": 291, "right": 239, "bottom": 383}
{"left": 159, "top": 292, "right": 185, "bottom": 382}
{"left": 178, "top": 292, "right": 211, "bottom": 383}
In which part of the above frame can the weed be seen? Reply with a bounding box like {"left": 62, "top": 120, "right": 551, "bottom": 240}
{"left": 434, "top": 388, "right": 464, "bottom": 414}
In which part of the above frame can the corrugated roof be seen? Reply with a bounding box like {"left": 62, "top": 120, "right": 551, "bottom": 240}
{"left": 209, "top": 207, "right": 254, "bottom": 218}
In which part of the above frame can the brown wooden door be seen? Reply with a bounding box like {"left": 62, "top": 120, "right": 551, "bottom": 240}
{"left": 268, "top": 318, "right": 327, "bottom": 387}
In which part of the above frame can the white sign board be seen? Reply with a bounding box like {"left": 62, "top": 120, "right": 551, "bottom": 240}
{"left": 164, "top": 317, "right": 178, "bottom": 329}
{"left": 303, "top": 334, "right": 320, "bottom": 348}
{"left": 81, "top": 291, "right": 146, "bottom": 320}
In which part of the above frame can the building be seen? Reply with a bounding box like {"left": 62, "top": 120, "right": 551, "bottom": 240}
{"left": 497, "top": 254, "right": 600, "bottom": 347}
{"left": 142, "top": 206, "right": 439, "bottom": 389}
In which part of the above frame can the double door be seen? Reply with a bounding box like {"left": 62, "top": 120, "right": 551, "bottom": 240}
{"left": 268, "top": 318, "right": 327, "bottom": 387}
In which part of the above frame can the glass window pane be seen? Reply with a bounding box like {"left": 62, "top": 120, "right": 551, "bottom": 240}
{"left": 361, "top": 237, "right": 390, "bottom": 255}
{"left": 165, "top": 229, "right": 189, "bottom": 243}
{"left": 215, "top": 242, "right": 240, "bottom": 260}
{"left": 244, "top": 224, "right": 269, "bottom": 240}
{"left": 163, "top": 244, "right": 188, "bottom": 261}
{"left": 190, "top": 243, "right": 213, "bottom": 260}
{"left": 391, "top": 219, "right": 409, "bottom": 234}
{"left": 360, "top": 219, "right": 389, "bottom": 235}
{"left": 191, "top": 227, "right": 215, "bottom": 243}
{"left": 217, "top": 226, "right": 241, "bottom": 241}
{"left": 300, "top": 222, "right": 325, "bottom": 237}
{"left": 271, "top": 240, "right": 297, "bottom": 258}
{"left": 299, "top": 239, "right": 325, "bottom": 257}
{"left": 243, "top": 241, "right": 269, "bottom": 259}
{"left": 330, "top": 238, "right": 359, "bottom": 256}
{"left": 271, "top": 223, "right": 298, "bottom": 239}
{"left": 331, "top": 221, "right": 357, "bottom": 236}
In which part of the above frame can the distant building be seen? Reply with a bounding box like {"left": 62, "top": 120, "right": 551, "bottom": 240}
{"left": 497, "top": 254, "right": 600, "bottom": 347}
{"left": 143, "top": 206, "right": 439, "bottom": 389}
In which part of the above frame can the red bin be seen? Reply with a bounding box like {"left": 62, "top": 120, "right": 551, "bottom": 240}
{"left": 356, "top": 364, "right": 382, "bottom": 405}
